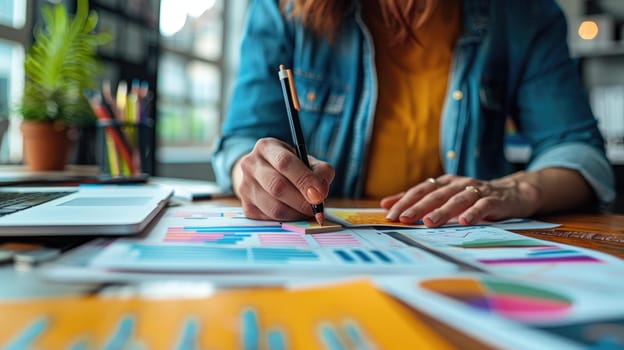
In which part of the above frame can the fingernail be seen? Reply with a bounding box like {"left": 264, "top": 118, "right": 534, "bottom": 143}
{"left": 386, "top": 210, "right": 398, "bottom": 221}
{"left": 461, "top": 213, "right": 474, "bottom": 224}
{"left": 426, "top": 212, "right": 439, "bottom": 225}
{"left": 307, "top": 187, "right": 323, "bottom": 203}
{"left": 398, "top": 211, "right": 414, "bottom": 220}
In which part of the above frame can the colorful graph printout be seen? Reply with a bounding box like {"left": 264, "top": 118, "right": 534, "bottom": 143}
{"left": 165, "top": 226, "right": 285, "bottom": 244}
{"left": 473, "top": 247, "right": 604, "bottom": 266}
{"left": 88, "top": 241, "right": 451, "bottom": 273}
{"left": 0, "top": 281, "right": 453, "bottom": 349}
{"left": 396, "top": 226, "right": 553, "bottom": 249}
{"left": 162, "top": 224, "right": 401, "bottom": 248}
{"left": 420, "top": 277, "right": 573, "bottom": 322}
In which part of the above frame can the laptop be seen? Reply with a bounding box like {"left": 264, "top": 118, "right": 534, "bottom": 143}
{"left": 0, "top": 185, "right": 172, "bottom": 236}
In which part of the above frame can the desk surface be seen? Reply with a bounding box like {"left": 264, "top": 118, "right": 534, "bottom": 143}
{"left": 1, "top": 195, "right": 623, "bottom": 349}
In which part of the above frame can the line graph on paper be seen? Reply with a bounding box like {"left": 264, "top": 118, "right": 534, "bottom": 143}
{"left": 399, "top": 227, "right": 554, "bottom": 249}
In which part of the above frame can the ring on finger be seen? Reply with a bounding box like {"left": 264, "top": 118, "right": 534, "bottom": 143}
{"left": 465, "top": 185, "right": 481, "bottom": 197}
{"left": 426, "top": 177, "right": 439, "bottom": 186}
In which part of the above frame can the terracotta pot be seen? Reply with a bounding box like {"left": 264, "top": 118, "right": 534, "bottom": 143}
{"left": 20, "top": 121, "right": 75, "bottom": 171}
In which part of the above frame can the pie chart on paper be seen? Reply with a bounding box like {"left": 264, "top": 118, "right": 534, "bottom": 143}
{"left": 419, "top": 277, "right": 573, "bottom": 322}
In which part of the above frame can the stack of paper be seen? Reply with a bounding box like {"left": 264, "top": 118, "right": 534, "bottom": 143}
{"left": 37, "top": 205, "right": 624, "bottom": 349}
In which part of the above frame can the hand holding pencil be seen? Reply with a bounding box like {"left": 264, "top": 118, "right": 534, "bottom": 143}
{"left": 232, "top": 137, "right": 334, "bottom": 223}
{"left": 229, "top": 65, "right": 334, "bottom": 224}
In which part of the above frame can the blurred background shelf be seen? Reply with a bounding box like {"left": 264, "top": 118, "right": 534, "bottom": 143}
{"left": 0, "top": 0, "right": 248, "bottom": 179}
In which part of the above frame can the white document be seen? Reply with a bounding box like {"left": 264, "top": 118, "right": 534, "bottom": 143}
{"left": 377, "top": 272, "right": 624, "bottom": 350}
{"left": 391, "top": 226, "right": 624, "bottom": 280}
{"left": 87, "top": 239, "right": 456, "bottom": 274}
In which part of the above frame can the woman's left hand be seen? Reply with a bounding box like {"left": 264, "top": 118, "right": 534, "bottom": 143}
{"left": 380, "top": 174, "right": 541, "bottom": 227}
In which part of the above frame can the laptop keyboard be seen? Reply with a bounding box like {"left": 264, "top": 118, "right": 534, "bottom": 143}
{"left": 0, "top": 191, "right": 73, "bottom": 217}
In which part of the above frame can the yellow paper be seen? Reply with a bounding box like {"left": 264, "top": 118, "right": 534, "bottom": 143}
{"left": 0, "top": 280, "right": 452, "bottom": 349}
{"left": 327, "top": 208, "right": 422, "bottom": 227}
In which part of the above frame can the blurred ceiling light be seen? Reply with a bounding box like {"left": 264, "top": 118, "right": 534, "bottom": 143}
{"left": 187, "top": 0, "right": 217, "bottom": 18}
{"left": 160, "top": 0, "right": 187, "bottom": 37}
{"left": 160, "top": 0, "right": 218, "bottom": 36}
{"left": 578, "top": 20, "right": 599, "bottom": 40}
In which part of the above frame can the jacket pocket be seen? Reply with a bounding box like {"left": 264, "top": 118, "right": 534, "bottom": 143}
{"left": 293, "top": 72, "right": 347, "bottom": 160}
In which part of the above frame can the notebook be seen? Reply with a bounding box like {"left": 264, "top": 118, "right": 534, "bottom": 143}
{"left": 0, "top": 185, "right": 172, "bottom": 236}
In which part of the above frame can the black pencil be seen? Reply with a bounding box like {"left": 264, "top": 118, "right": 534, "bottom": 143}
{"left": 278, "top": 64, "right": 325, "bottom": 225}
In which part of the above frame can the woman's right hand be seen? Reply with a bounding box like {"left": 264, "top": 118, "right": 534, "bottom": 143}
{"left": 232, "top": 137, "right": 335, "bottom": 221}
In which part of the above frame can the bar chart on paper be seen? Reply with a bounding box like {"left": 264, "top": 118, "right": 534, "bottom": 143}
{"left": 165, "top": 226, "right": 287, "bottom": 244}
{"left": 86, "top": 241, "right": 453, "bottom": 273}
{"left": 149, "top": 207, "right": 402, "bottom": 249}
{"left": 0, "top": 281, "right": 453, "bottom": 349}
{"left": 163, "top": 225, "right": 399, "bottom": 248}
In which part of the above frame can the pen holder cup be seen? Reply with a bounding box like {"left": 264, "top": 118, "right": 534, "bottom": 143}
{"left": 94, "top": 120, "right": 154, "bottom": 176}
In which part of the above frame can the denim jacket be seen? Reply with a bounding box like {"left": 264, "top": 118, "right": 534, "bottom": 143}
{"left": 213, "top": 0, "right": 615, "bottom": 202}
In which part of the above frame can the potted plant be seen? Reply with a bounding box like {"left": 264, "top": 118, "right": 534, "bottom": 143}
{"left": 19, "top": 0, "right": 109, "bottom": 170}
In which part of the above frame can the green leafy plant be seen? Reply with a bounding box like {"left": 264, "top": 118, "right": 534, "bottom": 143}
{"left": 19, "top": 0, "right": 110, "bottom": 126}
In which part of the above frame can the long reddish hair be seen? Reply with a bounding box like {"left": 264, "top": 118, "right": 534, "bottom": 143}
{"left": 280, "top": 0, "right": 438, "bottom": 43}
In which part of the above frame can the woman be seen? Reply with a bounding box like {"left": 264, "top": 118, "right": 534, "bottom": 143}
{"left": 212, "top": 0, "right": 614, "bottom": 227}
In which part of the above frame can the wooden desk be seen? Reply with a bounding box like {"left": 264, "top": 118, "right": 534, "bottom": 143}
{"left": 522, "top": 213, "right": 624, "bottom": 258}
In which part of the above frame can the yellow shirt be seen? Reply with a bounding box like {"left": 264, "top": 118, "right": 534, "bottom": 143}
{"left": 363, "top": 0, "right": 461, "bottom": 198}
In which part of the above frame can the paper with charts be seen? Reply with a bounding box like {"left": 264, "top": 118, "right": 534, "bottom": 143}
{"left": 378, "top": 273, "right": 624, "bottom": 349}
{"left": 88, "top": 241, "right": 454, "bottom": 273}
{"left": 145, "top": 206, "right": 407, "bottom": 248}
{"left": 84, "top": 207, "right": 459, "bottom": 274}
{"left": 0, "top": 280, "right": 453, "bottom": 350}
{"left": 144, "top": 206, "right": 554, "bottom": 248}
{"left": 389, "top": 226, "right": 624, "bottom": 278}
{"left": 42, "top": 206, "right": 456, "bottom": 283}
{"left": 52, "top": 206, "right": 594, "bottom": 278}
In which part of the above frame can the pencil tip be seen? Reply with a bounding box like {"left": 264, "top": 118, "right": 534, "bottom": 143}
{"left": 315, "top": 212, "right": 325, "bottom": 226}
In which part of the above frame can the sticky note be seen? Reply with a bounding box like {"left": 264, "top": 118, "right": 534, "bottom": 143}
{"left": 281, "top": 220, "right": 343, "bottom": 234}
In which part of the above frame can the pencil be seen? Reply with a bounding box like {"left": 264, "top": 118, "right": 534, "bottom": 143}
{"left": 278, "top": 64, "right": 325, "bottom": 225}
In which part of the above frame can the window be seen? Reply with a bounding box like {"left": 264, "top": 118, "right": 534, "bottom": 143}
{"left": 0, "top": 0, "right": 26, "bottom": 28}
{"left": 0, "top": 0, "right": 30, "bottom": 163}
{"left": 0, "top": 40, "right": 24, "bottom": 162}
{"left": 157, "top": 0, "right": 247, "bottom": 164}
